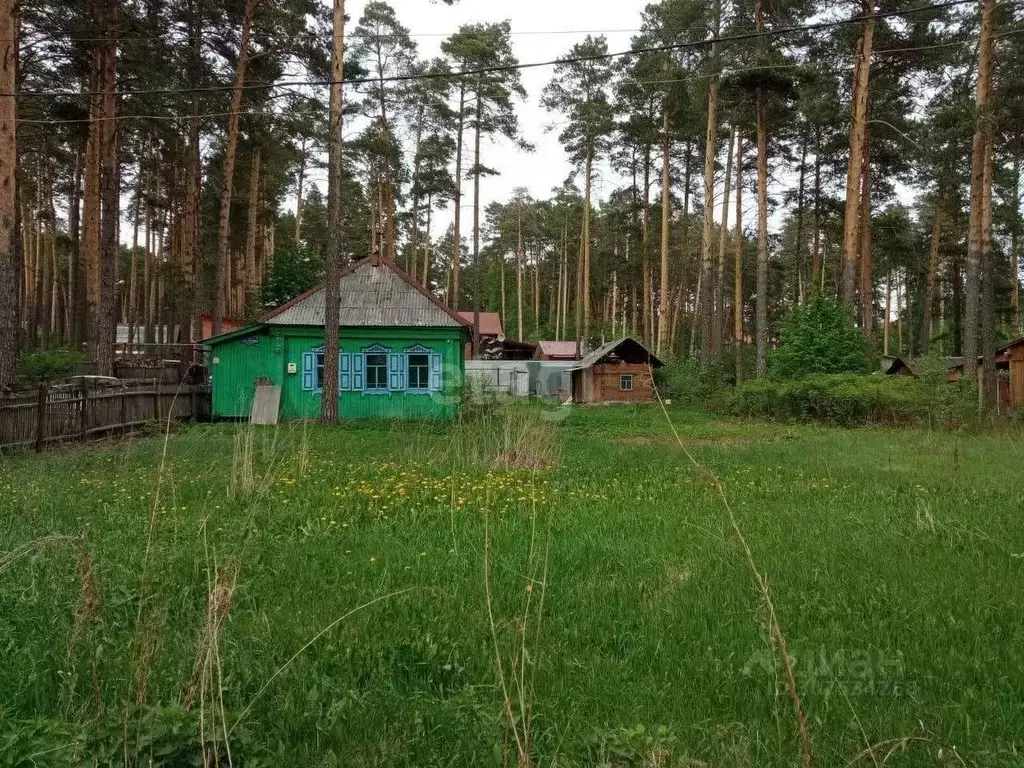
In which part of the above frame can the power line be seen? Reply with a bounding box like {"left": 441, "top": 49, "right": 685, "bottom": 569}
{"left": 12, "top": 26, "right": 654, "bottom": 46}
{"left": 6, "top": 0, "right": 976, "bottom": 99}
{"left": 17, "top": 26, "right": 1014, "bottom": 127}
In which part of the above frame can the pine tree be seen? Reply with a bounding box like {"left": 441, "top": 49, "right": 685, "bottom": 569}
{"left": 541, "top": 35, "right": 615, "bottom": 344}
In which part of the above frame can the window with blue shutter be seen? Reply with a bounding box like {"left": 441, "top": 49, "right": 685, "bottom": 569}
{"left": 301, "top": 352, "right": 315, "bottom": 391}
{"left": 429, "top": 353, "right": 442, "bottom": 391}
{"left": 388, "top": 353, "right": 405, "bottom": 391}
{"left": 352, "top": 354, "right": 365, "bottom": 390}
{"left": 339, "top": 353, "right": 352, "bottom": 391}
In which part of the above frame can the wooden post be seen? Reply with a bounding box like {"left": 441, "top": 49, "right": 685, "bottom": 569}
{"left": 34, "top": 384, "right": 47, "bottom": 452}
{"left": 154, "top": 377, "right": 162, "bottom": 424}
{"left": 190, "top": 383, "right": 197, "bottom": 421}
{"left": 79, "top": 380, "right": 90, "bottom": 437}
{"left": 120, "top": 386, "right": 127, "bottom": 433}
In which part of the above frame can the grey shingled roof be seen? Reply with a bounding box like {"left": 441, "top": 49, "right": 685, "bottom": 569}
{"left": 265, "top": 258, "right": 464, "bottom": 328}
{"left": 571, "top": 337, "right": 663, "bottom": 370}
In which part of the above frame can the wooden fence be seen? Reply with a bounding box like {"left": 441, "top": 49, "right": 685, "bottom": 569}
{"left": 0, "top": 381, "right": 210, "bottom": 451}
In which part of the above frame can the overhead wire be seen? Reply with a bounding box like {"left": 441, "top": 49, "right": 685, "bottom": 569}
{"left": 4, "top": 0, "right": 977, "bottom": 99}
{"left": 15, "top": 25, "right": 1021, "bottom": 127}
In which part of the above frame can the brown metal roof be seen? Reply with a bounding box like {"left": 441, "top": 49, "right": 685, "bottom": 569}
{"left": 263, "top": 256, "right": 470, "bottom": 329}
{"left": 456, "top": 311, "right": 504, "bottom": 337}
{"left": 536, "top": 340, "right": 581, "bottom": 359}
{"left": 570, "top": 337, "right": 663, "bottom": 370}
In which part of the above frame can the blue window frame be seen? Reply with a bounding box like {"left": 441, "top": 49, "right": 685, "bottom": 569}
{"left": 360, "top": 345, "right": 391, "bottom": 394}
{"left": 366, "top": 353, "right": 388, "bottom": 389}
{"left": 301, "top": 346, "right": 326, "bottom": 392}
{"left": 620, "top": 374, "right": 633, "bottom": 391}
{"left": 405, "top": 344, "right": 431, "bottom": 392}
{"left": 407, "top": 354, "right": 430, "bottom": 390}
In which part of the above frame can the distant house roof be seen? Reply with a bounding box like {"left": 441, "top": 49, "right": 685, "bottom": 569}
{"left": 881, "top": 356, "right": 915, "bottom": 376}
{"left": 456, "top": 311, "right": 503, "bottom": 337}
{"left": 536, "top": 340, "right": 581, "bottom": 359}
{"left": 262, "top": 255, "right": 471, "bottom": 329}
{"left": 570, "top": 337, "right": 664, "bottom": 371}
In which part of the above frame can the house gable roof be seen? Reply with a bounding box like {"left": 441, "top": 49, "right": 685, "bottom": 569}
{"left": 262, "top": 256, "right": 471, "bottom": 329}
{"left": 571, "top": 337, "right": 664, "bottom": 370}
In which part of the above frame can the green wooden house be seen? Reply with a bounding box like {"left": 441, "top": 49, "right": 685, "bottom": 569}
{"left": 206, "top": 255, "right": 471, "bottom": 421}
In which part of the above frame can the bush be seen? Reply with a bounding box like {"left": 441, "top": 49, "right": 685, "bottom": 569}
{"left": 15, "top": 348, "right": 85, "bottom": 383}
{"left": 729, "top": 373, "right": 977, "bottom": 427}
{"left": 770, "top": 298, "right": 867, "bottom": 379}
{"left": 655, "top": 356, "right": 729, "bottom": 408}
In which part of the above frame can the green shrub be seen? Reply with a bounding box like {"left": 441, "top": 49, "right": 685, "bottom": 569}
{"left": 770, "top": 298, "right": 867, "bottom": 379}
{"left": 729, "top": 373, "right": 976, "bottom": 427}
{"left": 654, "top": 356, "right": 729, "bottom": 407}
{"left": 15, "top": 348, "right": 85, "bottom": 383}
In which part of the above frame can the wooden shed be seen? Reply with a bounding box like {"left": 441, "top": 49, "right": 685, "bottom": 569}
{"left": 205, "top": 255, "right": 471, "bottom": 421}
{"left": 941, "top": 337, "right": 1024, "bottom": 412}
{"left": 569, "top": 337, "right": 663, "bottom": 404}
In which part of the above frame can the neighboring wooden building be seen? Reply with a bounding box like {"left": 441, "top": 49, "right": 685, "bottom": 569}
{"left": 569, "top": 337, "right": 663, "bottom": 404}
{"left": 941, "top": 337, "right": 1024, "bottom": 411}
{"left": 534, "top": 340, "right": 582, "bottom": 361}
{"left": 205, "top": 256, "right": 471, "bottom": 421}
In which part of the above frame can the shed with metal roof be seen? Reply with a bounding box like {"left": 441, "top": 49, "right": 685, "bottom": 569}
{"left": 205, "top": 256, "right": 471, "bottom": 421}
{"left": 568, "top": 337, "right": 663, "bottom": 404}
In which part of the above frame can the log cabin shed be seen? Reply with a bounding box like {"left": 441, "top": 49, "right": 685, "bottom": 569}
{"left": 205, "top": 255, "right": 471, "bottom": 421}
{"left": 569, "top": 337, "right": 663, "bottom": 404}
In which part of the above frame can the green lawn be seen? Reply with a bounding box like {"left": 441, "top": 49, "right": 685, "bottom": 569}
{"left": 1, "top": 406, "right": 1023, "bottom": 767}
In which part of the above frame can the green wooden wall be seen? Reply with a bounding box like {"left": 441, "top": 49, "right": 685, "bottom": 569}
{"left": 209, "top": 326, "right": 464, "bottom": 421}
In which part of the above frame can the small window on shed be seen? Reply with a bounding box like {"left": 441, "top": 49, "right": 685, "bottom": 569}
{"left": 316, "top": 352, "right": 325, "bottom": 390}
{"left": 620, "top": 374, "right": 633, "bottom": 391}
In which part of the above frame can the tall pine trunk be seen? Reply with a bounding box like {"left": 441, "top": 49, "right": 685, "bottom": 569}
{"left": 841, "top": 0, "right": 876, "bottom": 311}
{"left": 582, "top": 148, "right": 593, "bottom": 341}
{"left": 517, "top": 203, "right": 524, "bottom": 341}
{"left": 963, "top": 0, "right": 995, "bottom": 383}
{"left": 859, "top": 141, "right": 874, "bottom": 335}
{"left": 811, "top": 126, "right": 822, "bottom": 293}
{"left": 919, "top": 191, "right": 943, "bottom": 353}
{"left": 980, "top": 140, "right": 996, "bottom": 407}
{"left": 183, "top": 0, "right": 202, "bottom": 341}
{"left": 794, "top": 128, "right": 808, "bottom": 305}
{"left": 408, "top": 103, "right": 424, "bottom": 281}
{"left": 212, "top": 0, "right": 254, "bottom": 336}
{"left": 714, "top": 126, "right": 735, "bottom": 355}
{"left": 734, "top": 136, "right": 744, "bottom": 384}
{"left": 697, "top": 0, "right": 721, "bottom": 361}
{"left": 95, "top": 4, "right": 118, "bottom": 376}
{"left": 1013, "top": 157, "right": 1021, "bottom": 332}
{"left": 657, "top": 108, "right": 670, "bottom": 356}
{"left": 755, "top": 90, "right": 769, "bottom": 378}
{"left": 471, "top": 89, "right": 482, "bottom": 357}
{"left": 295, "top": 138, "right": 307, "bottom": 243}
{"left": 0, "top": 0, "right": 15, "bottom": 386}
{"left": 244, "top": 149, "right": 261, "bottom": 312}
{"left": 451, "top": 84, "right": 466, "bottom": 310}
{"left": 321, "top": 0, "right": 345, "bottom": 422}
{"left": 642, "top": 146, "right": 652, "bottom": 345}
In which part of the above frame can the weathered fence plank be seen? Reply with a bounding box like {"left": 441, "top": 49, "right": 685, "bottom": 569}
{"left": 0, "top": 382, "right": 210, "bottom": 451}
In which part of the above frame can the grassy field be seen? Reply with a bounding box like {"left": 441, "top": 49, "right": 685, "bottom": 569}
{"left": 1, "top": 404, "right": 1023, "bottom": 767}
